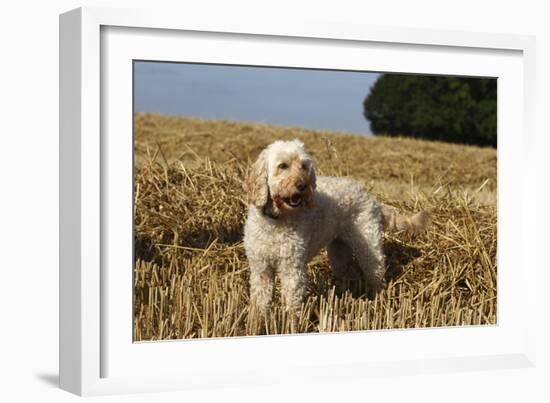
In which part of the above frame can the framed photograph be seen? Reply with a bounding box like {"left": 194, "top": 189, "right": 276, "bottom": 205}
{"left": 60, "top": 6, "right": 537, "bottom": 396}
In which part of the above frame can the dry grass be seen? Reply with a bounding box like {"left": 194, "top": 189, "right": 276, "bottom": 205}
{"left": 133, "top": 112, "right": 497, "bottom": 341}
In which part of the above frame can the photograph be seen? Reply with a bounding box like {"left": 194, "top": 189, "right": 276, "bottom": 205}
{"left": 132, "top": 61, "right": 497, "bottom": 341}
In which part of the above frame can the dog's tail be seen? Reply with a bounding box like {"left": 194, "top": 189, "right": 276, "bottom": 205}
{"left": 380, "top": 204, "right": 431, "bottom": 235}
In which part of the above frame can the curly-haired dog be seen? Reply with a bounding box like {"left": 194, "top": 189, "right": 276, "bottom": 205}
{"left": 243, "top": 139, "right": 430, "bottom": 315}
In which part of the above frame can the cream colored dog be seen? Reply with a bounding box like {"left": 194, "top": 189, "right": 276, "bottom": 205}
{"left": 243, "top": 139, "right": 429, "bottom": 314}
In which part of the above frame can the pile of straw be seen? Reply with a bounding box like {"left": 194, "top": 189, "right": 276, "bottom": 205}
{"left": 133, "top": 113, "right": 496, "bottom": 340}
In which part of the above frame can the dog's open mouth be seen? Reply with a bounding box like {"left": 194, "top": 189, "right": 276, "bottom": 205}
{"left": 285, "top": 194, "right": 303, "bottom": 208}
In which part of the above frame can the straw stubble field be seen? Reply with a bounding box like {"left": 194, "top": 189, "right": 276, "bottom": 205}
{"left": 133, "top": 112, "right": 497, "bottom": 341}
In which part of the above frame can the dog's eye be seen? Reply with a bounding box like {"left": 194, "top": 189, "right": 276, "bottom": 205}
{"left": 301, "top": 162, "right": 308, "bottom": 170}
{"left": 278, "top": 163, "right": 288, "bottom": 170}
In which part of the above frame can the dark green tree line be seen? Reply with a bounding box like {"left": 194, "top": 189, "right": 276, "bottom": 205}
{"left": 363, "top": 74, "right": 497, "bottom": 147}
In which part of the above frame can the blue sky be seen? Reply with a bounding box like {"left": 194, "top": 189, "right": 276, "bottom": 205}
{"left": 134, "top": 62, "right": 380, "bottom": 135}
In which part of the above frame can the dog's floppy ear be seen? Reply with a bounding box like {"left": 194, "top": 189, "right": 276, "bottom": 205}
{"left": 303, "top": 159, "right": 317, "bottom": 210}
{"left": 245, "top": 150, "right": 269, "bottom": 207}
{"left": 309, "top": 160, "right": 317, "bottom": 191}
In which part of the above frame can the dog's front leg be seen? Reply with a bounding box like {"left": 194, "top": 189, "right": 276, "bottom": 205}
{"left": 277, "top": 258, "right": 308, "bottom": 319}
{"left": 248, "top": 257, "right": 275, "bottom": 315}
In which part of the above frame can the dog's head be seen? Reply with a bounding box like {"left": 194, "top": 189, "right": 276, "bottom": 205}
{"left": 245, "top": 139, "right": 316, "bottom": 218}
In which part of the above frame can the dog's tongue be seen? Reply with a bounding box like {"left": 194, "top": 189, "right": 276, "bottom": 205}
{"left": 290, "top": 195, "right": 301, "bottom": 206}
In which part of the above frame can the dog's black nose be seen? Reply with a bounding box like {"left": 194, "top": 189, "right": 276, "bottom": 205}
{"left": 296, "top": 181, "right": 306, "bottom": 192}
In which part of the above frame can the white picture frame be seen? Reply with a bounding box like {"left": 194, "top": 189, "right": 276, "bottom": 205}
{"left": 59, "top": 6, "right": 537, "bottom": 396}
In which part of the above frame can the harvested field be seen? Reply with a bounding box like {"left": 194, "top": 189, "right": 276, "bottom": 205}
{"left": 133, "top": 112, "right": 497, "bottom": 341}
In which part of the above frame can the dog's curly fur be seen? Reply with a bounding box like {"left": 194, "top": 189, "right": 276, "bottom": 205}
{"left": 243, "top": 139, "right": 430, "bottom": 314}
